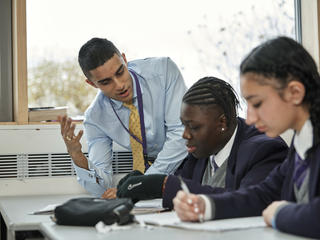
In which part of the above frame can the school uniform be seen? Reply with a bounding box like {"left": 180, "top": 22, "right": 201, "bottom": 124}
{"left": 162, "top": 117, "right": 288, "bottom": 209}
{"left": 207, "top": 120, "right": 320, "bottom": 238}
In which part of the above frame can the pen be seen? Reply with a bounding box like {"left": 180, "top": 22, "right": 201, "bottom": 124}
{"left": 178, "top": 176, "right": 204, "bottom": 222}
{"left": 178, "top": 175, "right": 190, "bottom": 194}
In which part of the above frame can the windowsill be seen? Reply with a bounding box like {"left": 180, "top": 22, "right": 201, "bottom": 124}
{"left": 0, "top": 121, "right": 83, "bottom": 126}
{"left": 0, "top": 121, "right": 83, "bottom": 130}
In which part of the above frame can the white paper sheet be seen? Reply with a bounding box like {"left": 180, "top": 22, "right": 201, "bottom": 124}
{"left": 132, "top": 199, "right": 166, "bottom": 214}
{"left": 135, "top": 211, "right": 266, "bottom": 232}
{"left": 134, "top": 199, "right": 163, "bottom": 208}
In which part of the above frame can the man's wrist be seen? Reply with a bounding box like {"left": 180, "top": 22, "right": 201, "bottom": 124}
{"left": 69, "top": 150, "right": 82, "bottom": 158}
{"left": 70, "top": 151, "right": 88, "bottom": 169}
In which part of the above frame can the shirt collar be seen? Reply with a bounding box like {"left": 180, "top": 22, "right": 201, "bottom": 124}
{"left": 212, "top": 124, "right": 238, "bottom": 168}
{"left": 293, "top": 119, "right": 313, "bottom": 160}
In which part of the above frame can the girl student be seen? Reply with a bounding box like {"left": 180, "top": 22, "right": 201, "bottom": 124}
{"left": 173, "top": 36, "right": 320, "bottom": 238}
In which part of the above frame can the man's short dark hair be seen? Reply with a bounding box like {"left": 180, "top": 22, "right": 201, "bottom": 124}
{"left": 78, "top": 38, "right": 121, "bottom": 79}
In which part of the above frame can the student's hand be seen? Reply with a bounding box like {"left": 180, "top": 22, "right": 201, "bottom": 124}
{"left": 173, "top": 191, "right": 205, "bottom": 222}
{"left": 58, "top": 115, "right": 87, "bottom": 168}
{"left": 101, "top": 188, "right": 117, "bottom": 199}
{"left": 117, "top": 174, "right": 166, "bottom": 202}
{"left": 262, "top": 200, "right": 288, "bottom": 227}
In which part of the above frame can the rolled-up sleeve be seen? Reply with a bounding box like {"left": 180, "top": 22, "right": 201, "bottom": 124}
{"left": 74, "top": 118, "right": 114, "bottom": 197}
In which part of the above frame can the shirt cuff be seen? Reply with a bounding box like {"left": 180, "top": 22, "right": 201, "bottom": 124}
{"left": 199, "top": 195, "right": 214, "bottom": 220}
{"left": 271, "top": 202, "right": 291, "bottom": 229}
{"left": 73, "top": 163, "right": 98, "bottom": 183}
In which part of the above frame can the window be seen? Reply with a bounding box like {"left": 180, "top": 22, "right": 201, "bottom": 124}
{"left": 1, "top": 0, "right": 306, "bottom": 122}
{"left": 26, "top": 0, "right": 296, "bottom": 118}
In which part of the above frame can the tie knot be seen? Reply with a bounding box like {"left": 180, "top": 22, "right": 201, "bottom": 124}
{"left": 123, "top": 102, "right": 135, "bottom": 111}
{"left": 211, "top": 156, "right": 219, "bottom": 172}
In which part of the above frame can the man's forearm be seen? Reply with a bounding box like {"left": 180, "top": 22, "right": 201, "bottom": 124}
{"left": 70, "top": 151, "right": 89, "bottom": 170}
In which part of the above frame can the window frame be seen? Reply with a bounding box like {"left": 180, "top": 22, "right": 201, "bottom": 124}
{"left": 11, "top": 0, "right": 28, "bottom": 124}
{"left": 1, "top": 0, "right": 317, "bottom": 124}
{"left": 0, "top": 0, "right": 13, "bottom": 122}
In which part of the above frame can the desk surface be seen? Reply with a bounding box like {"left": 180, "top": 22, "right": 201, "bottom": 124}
{"left": 0, "top": 194, "right": 88, "bottom": 231}
{"left": 0, "top": 194, "right": 312, "bottom": 240}
{"left": 40, "top": 222, "right": 311, "bottom": 240}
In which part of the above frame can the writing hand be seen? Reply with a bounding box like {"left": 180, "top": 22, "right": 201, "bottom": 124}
{"left": 173, "top": 190, "right": 205, "bottom": 222}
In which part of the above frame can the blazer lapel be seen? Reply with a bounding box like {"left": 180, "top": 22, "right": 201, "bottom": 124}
{"left": 227, "top": 118, "right": 245, "bottom": 175}
{"left": 193, "top": 157, "right": 208, "bottom": 183}
{"left": 285, "top": 146, "right": 296, "bottom": 200}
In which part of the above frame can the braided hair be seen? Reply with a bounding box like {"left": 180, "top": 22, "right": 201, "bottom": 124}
{"left": 240, "top": 36, "right": 320, "bottom": 151}
{"left": 183, "top": 76, "right": 239, "bottom": 127}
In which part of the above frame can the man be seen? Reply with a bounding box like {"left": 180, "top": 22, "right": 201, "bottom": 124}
{"left": 59, "top": 38, "right": 188, "bottom": 198}
{"left": 117, "top": 77, "right": 288, "bottom": 208}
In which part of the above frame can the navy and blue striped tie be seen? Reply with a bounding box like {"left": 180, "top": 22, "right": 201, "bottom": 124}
{"left": 211, "top": 156, "right": 219, "bottom": 173}
{"left": 293, "top": 152, "right": 310, "bottom": 189}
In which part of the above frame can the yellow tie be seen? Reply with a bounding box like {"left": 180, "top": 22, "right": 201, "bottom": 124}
{"left": 123, "top": 102, "right": 145, "bottom": 173}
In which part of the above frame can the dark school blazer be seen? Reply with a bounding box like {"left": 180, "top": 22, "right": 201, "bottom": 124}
{"left": 162, "top": 117, "right": 288, "bottom": 209}
{"left": 209, "top": 143, "right": 320, "bottom": 239}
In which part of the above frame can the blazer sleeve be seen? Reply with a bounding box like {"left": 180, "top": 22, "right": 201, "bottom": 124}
{"left": 162, "top": 136, "right": 288, "bottom": 209}
{"left": 162, "top": 175, "right": 226, "bottom": 209}
{"left": 210, "top": 158, "right": 289, "bottom": 219}
{"left": 234, "top": 136, "right": 288, "bottom": 189}
{"left": 275, "top": 198, "right": 320, "bottom": 238}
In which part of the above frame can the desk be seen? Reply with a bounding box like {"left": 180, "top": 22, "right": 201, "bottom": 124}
{"left": 40, "top": 222, "right": 310, "bottom": 240}
{"left": 0, "top": 194, "right": 89, "bottom": 240}
{"left": 0, "top": 195, "right": 312, "bottom": 240}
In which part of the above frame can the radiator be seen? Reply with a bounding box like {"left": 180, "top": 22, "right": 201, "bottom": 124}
{"left": 0, "top": 124, "right": 132, "bottom": 196}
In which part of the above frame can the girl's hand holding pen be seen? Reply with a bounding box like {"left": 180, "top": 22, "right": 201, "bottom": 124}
{"left": 173, "top": 190, "right": 205, "bottom": 222}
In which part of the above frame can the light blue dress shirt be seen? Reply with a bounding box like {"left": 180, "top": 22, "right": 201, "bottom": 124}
{"left": 74, "top": 57, "right": 188, "bottom": 197}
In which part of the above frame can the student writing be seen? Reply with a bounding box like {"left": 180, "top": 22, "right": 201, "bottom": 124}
{"left": 173, "top": 36, "right": 320, "bottom": 239}
{"left": 116, "top": 77, "right": 288, "bottom": 209}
